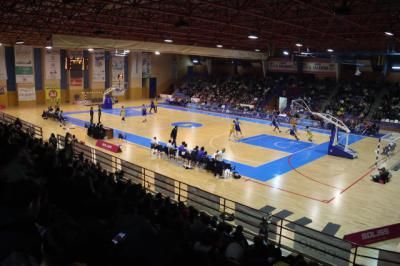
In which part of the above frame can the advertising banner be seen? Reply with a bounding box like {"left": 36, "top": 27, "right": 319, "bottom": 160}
{"left": 111, "top": 55, "right": 125, "bottom": 93}
{"left": 15, "top": 46, "right": 34, "bottom": 83}
{"left": 343, "top": 223, "right": 400, "bottom": 246}
{"left": 0, "top": 46, "right": 7, "bottom": 80}
{"left": 142, "top": 52, "right": 152, "bottom": 78}
{"left": 131, "top": 51, "right": 142, "bottom": 79}
{"left": 45, "top": 48, "right": 61, "bottom": 80}
{"left": 93, "top": 49, "right": 105, "bottom": 82}
{"left": 18, "top": 87, "right": 36, "bottom": 101}
{"left": 45, "top": 87, "right": 61, "bottom": 105}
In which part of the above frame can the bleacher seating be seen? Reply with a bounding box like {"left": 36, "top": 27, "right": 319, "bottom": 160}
{"left": 0, "top": 118, "right": 318, "bottom": 266}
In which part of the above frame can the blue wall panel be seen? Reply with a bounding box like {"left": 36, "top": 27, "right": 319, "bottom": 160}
{"left": 5, "top": 47, "right": 16, "bottom": 91}
{"left": 34, "top": 48, "right": 42, "bottom": 90}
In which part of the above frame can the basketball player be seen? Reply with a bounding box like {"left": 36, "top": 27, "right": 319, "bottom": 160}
{"left": 120, "top": 106, "right": 126, "bottom": 123}
{"left": 229, "top": 120, "right": 236, "bottom": 140}
{"left": 141, "top": 104, "right": 147, "bottom": 122}
{"left": 234, "top": 118, "right": 243, "bottom": 138}
{"left": 149, "top": 100, "right": 156, "bottom": 114}
{"left": 272, "top": 115, "right": 281, "bottom": 133}
{"left": 290, "top": 116, "right": 297, "bottom": 133}
{"left": 287, "top": 125, "right": 299, "bottom": 141}
{"left": 306, "top": 126, "right": 313, "bottom": 142}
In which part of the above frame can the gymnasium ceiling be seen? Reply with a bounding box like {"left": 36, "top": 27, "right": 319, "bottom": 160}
{"left": 1, "top": 0, "right": 400, "bottom": 54}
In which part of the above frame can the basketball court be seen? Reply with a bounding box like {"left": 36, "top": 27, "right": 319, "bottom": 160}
{"left": 4, "top": 100, "right": 400, "bottom": 252}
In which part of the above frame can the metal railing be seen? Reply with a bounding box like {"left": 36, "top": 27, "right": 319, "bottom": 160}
{"left": 0, "top": 111, "right": 43, "bottom": 138}
{"left": 1, "top": 111, "right": 398, "bottom": 265}
{"left": 56, "top": 134, "right": 400, "bottom": 266}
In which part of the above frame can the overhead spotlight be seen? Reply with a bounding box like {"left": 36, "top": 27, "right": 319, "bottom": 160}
{"left": 355, "top": 66, "right": 361, "bottom": 76}
{"left": 15, "top": 37, "right": 24, "bottom": 45}
{"left": 88, "top": 48, "right": 94, "bottom": 52}
{"left": 248, "top": 34, "right": 258, "bottom": 39}
{"left": 45, "top": 37, "right": 52, "bottom": 50}
{"left": 192, "top": 59, "right": 199, "bottom": 64}
{"left": 164, "top": 39, "right": 173, "bottom": 43}
{"left": 295, "top": 43, "right": 303, "bottom": 47}
{"left": 154, "top": 51, "right": 160, "bottom": 55}
{"left": 0, "top": 43, "right": 2, "bottom": 46}
{"left": 283, "top": 50, "right": 289, "bottom": 55}
{"left": 327, "top": 48, "right": 334, "bottom": 53}
{"left": 384, "top": 31, "right": 394, "bottom": 36}
{"left": 216, "top": 44, "right": 223, "bottom": 48}
{"left": 392, "top": 65, "right": 400, "bottom": 70}
{"left": 254, "top": 49, "right": 260, "bottom": 52}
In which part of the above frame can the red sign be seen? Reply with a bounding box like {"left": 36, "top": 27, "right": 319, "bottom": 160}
{"left": 95, "top": 140, "right": 122, "bottom": 153}
{"left": 343, "top": 223, "right": 400, "bottom": 246}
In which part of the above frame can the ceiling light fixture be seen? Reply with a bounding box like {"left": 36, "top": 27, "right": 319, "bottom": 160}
{"left": 248, "top": 34, "right": 258, "bottom": 39}
{"left": 385, "top": 31, "right": 394, "bottom": 36}
{"left": 164, "top": 39, "right": 173, "bottom": 43}
{"left": 15, "top": 37, "right": 24, "bottom": 45}
{"left": 327, "top": 48, "right": 334, "bottom": 53}
{"left": 283, "top": 50, "right": 289, "bottom": 55}
{"left": 295, "top": 43, "right": 303, "bottom": 47}
{"left": 254, "top": 49, "right": 260, "bottom": 52}
{"left": 154, "top": 51, "right": 160, "bottom": 55}
{"left": 216, "top": 44, "right": 223, "bottom": 48}
{"left": 192, "top": 59, "right": 199, "bottom": 64}
{"left": 88, "top": 48, "right": 94, "bottom": 52}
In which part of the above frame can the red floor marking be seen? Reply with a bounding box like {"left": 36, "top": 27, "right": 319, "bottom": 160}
{"left": 244, "top": 161, "right": 376, "bottom": 204}
{"left": 326, "top": 167, "right": 376, "bottom": 203}
{"left": 243, "top": 177, "right": 328, "bottom": 203}
{"left": 287, "top": 154, "right": 343, "bottom": 190}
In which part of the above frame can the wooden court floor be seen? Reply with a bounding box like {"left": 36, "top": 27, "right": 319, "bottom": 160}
{"left": 4, "top": 100, "right": 400, "bottom": 252}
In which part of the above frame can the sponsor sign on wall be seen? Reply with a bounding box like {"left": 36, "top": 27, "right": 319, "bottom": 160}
{"left": 142, "top": 52, "right": 152, "bottom": 78}
{"left": 111, "top": 55, "right": 125, "bottom": 96}
{"left": 130, "top": 51, "right": 142, "bottom": 79}
{"left": 45, "top": 48, "right": 61, "bottom": 80}
{"left": 267, "top": 59, "right": 336, "bottom": 75}
{"left": 92, "top": 49, "right": 105, "bottom": 82}
{"left": 18, "top": 87, "right": 36, "bottom": 101}
{"left": 0, "top": 46, "right": 7, "bottom": 80}
{"left": 14, "top": 46, "right": 34, "bottom": 83}
{"left": 45, "top": 87, "right": 61, "bottom": 105}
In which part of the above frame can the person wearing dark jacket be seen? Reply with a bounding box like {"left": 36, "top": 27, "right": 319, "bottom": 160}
{"left": 170, "top": 126, "right": 178, "bottom": 146}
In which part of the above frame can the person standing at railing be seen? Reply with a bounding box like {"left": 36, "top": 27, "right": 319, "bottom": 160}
{"left": 259, "top": 213, "right": 272, "bottom": 244}
{"left": 90, "top": 107, "right": 94, "bottom": 125}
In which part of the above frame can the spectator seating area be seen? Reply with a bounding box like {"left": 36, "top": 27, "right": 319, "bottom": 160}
{"left": 168, "top": 76, "right": 394, "bottom": 135}
{"left": 374, "top": 84, "right": 400, "bottom": 123}
{"left": 0, "top": 117, "right": 321, "bottom": 266}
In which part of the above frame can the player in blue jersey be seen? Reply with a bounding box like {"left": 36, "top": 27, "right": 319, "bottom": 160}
{"left": 141, "top": 104, "right": 147, "bottom": 122}
{"left": 272, "top": 115, "right": 281, "bottom": 133}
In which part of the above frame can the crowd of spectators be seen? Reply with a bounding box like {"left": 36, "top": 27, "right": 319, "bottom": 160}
{"left": 168, "top": 76, "right": 388, "bottom": 136}
{"left": 327, "top": 82, "right": 377, "bottom": 120}
{"left": 373, "top": 84, "right": 400, "bottom": 122}
{"left": 0, "top": 118, "right": 319, "bottom": 266}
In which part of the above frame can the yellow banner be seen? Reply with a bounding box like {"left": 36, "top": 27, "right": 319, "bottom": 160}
{"left": 45, "top": 87, "right": 61, "bottom": 105}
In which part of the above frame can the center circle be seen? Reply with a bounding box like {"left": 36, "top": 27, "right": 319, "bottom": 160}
{"left": 171, "top": 121, "right": 203, "bottom": 128}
